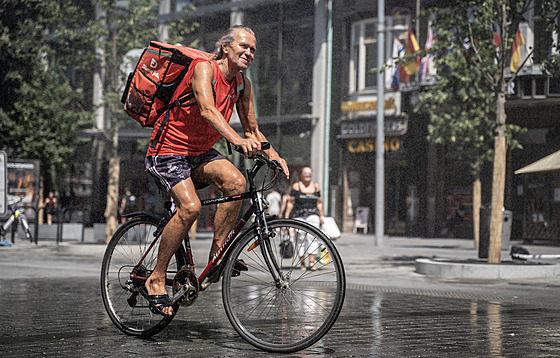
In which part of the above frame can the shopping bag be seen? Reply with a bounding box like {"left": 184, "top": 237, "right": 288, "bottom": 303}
{"left": 279, "top": 238, "right": 294, "bottom": 258}
{"left": 321, "top": 217, "right": 341, "bottom": 240}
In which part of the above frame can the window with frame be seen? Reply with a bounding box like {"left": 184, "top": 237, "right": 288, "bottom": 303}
{"left": 350, "top": 15, "right": 410, "bottom": 94}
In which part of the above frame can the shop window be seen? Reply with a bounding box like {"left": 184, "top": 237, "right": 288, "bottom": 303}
{"left": 516, "top": 76, "right": 548, "bottom": 98}
{"left": 549, "top": 76, "right": 560, "bottom": 96}
{"left": 349, "top": 15, "right": 410, "bottom": 93}
{"left": 244, "top": 2, "right": 313, "bottom": 117}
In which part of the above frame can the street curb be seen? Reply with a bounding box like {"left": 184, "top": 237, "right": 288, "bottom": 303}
{"left": 415, "top": 257, "right": 560, "bottom": 279}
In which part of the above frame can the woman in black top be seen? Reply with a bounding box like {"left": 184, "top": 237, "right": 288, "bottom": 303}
{"left": 285, "top": 166, "right": 325, "bottom": 270}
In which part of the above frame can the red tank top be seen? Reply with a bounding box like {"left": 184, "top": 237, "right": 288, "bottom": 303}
{"left": 146, "top": 58, "right": 244, "bottom": 156}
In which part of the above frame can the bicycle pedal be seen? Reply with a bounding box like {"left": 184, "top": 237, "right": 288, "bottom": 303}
{"left": 234, "top": 259, "right": 248, "bottom": 271}
{"left": 231, "top": 259, "right": 248, "bottom": 277}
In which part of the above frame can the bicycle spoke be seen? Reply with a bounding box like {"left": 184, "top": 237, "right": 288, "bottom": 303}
{"left": 222, "top": 218, "right": 345, "bottom": 353}
{"left": 101, "top": 216, "right": 186, "bottom": 337}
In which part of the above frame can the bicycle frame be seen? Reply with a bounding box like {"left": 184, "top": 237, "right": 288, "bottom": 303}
{"left": 133, "top": 154, "right": 283, "bottom": 299}
{"left": 193, "top": 155, "right": 283, "bottom": 290}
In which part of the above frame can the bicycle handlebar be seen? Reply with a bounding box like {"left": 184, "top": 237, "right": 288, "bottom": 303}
{"left": 231, "top": 142, "right": 271, "bottom": 154}
{"left": 232, "top": 142, "right": 282, "bottom": 173}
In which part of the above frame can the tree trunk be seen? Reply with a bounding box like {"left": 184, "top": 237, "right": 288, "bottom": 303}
{"left": 104, "top": 155, "right": 119, "bottom": 243}
{"left": 472, "top": 178, "right": 481, "bottom": 250}
{"left": 104, "top": 128, "right": 120, "bottom": 244}
{"left": 426, "top": 142, "right": 438, "bottom": 237}
{"left": 488, "top": 91, "right": 507, "bottom": 263}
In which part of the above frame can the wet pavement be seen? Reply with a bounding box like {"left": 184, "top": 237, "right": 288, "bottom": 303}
{"left": 2, "top": 234, "right": 560, "bottom": 357}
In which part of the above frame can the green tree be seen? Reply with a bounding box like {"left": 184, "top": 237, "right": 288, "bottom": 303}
{"left": 92, "top": 0, "right": 160, "bottom": 241}
{"left": 417, "top": 0, "right": 560, "bottom": 263}
{"left": 93, "top": 0, "right": 198, "bottom": 241}
{"left": 0, "top": 0, "right": 95, "bottom": 196}
{"left": 416, "top": 46, "right": 499, "bottom": 248}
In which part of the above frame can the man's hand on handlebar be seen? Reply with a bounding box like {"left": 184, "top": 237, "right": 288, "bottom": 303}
{"left": 232, "top": 141, "right": 290, "bottom": 179}
{"left": 234, "top": 138, "right": 261, "bottom": 159}
{"left": 268, "top": 154, "right": 290, "bottom": 180}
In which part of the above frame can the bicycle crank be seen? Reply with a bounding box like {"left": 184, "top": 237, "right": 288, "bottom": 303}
{"left": 172, "top": 267, "right": 199, "bottom": 307}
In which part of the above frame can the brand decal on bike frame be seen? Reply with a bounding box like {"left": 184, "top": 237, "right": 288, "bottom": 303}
{"left": 200, "top": 218, "right": 247, "bottom": 280}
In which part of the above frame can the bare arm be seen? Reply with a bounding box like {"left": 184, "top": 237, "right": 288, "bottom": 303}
{"left": 236, "top": 75, "right": 290, "bottom": 179}
{"left": 192, "top": 61, "right": 260, "bottom": 156}
{"left": 316, "top": 183, "right": 325, "bottom": 224}
{"left": 284, "top": 191, "right": 295, "bottom": 219}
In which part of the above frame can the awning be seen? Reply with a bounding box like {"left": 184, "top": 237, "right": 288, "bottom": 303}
{"left": 515, "top": 150, "right": 560, "bottom": 174}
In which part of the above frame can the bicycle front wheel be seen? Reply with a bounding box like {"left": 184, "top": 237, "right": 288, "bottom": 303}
{"left": 100, "top": 215, "right": 186, "bottom": 337}
{"left": 222, "top": 218, "right": 346, "bottom": 353}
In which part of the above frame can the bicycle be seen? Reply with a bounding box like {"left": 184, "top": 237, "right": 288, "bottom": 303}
{"left": 1, "top": 196, "right": 34, "bottom": 244}
{"left": 100, "top": 144, "right": 346, "bottom": 353}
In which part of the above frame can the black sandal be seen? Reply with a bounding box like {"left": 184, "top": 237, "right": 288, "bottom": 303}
{"left": 138, "top": 286, "right": 173, "bottom": 316}
{"left": 232, "top": 259, "right": 248, "bottom": 277}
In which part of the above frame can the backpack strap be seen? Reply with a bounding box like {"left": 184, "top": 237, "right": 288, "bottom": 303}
{"left": 151, "top": 63, "right": 230, "bottom": 149}
{"left": 236, "top": 72, "right": 245, "bottom": 103}
{"left": 150, "top": 107, "right": 172, "bottom": 149}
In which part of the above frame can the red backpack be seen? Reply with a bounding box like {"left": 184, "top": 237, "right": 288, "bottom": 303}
{"left": 121, "top": 41, "right": 245, "bottom": 148}
{"left": 121, "top": 41, "right": 211, "bottom": 128}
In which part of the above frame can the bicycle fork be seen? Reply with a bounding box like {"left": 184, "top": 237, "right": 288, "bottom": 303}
{"left": 253, "top": 211, "right": 286, "bottom": 289}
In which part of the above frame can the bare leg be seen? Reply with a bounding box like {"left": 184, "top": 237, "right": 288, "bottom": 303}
{"left": 144, "top": 179, "right": 201, "bottom": 315}
{"left": 193, "top": 159, "right": 246, "bottom": 264}
{"left": 309, "top": 254, "right": 317, "bottom": 270}
{"left": 299, "top": 256, "right": 306, "bottom": 270}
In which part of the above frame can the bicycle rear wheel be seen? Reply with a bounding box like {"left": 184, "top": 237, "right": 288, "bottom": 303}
{"left": 100, "top": 215, "right": 186, "bottom": 337}
{"left": 222, "top": 218, "right": 346, "bottom": 353}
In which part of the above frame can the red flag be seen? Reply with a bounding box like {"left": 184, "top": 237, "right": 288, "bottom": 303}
{"left": 492, "top": 23, "right": 500, "bottom": 48}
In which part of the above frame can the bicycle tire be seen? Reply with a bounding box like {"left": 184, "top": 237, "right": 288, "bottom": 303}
{"left": 100, "top": 215, "right": 186, "bottom": 337}
{"left": 221, "top": 218, "right": 346, "bottom": 353}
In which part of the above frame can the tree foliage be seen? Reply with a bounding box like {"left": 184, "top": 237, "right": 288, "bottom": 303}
{"left": 93, "top": 0, "right": 160, "bottom": 128}
{"left": 539, "top": 0, "right": 560, "bottom": 75}
{"left": 0, "top": 0, "right": 95, "bottom": 186}
{"left": 416, "top": 0, "right": 529, "bottom": 176}
{"left": 415, "top": 0, "right": 559, "bottom": 262}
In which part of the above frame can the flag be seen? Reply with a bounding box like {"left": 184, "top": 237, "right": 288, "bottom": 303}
{"left": 402, "top": 28, "right": 420, "bottom": 76}
{"left": 420, "top": 27, "right": 434, "bottom": 80}
{"left": 510, "top": 27, "right": 525, "bottom": 72}
{"left": 492, "top": 23, "right": 500, "bottom": 48}
{"left": 391, "top": 36, "right": 404, "bottom": 90}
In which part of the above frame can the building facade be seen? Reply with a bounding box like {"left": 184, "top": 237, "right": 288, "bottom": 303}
{"left": 88, "top": 0, "right": 560, "bottom": 240}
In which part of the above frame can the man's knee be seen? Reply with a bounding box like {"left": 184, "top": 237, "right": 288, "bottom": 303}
{"left": 221, "top": 173, "right": 246, "bottom": 195}
{"left": 176, "top": 200, "right": 201, "bottom": 223}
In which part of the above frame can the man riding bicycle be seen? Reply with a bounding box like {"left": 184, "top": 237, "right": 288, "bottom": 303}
{"left": 142, "top": 25, "right": 289, "bottom": 316}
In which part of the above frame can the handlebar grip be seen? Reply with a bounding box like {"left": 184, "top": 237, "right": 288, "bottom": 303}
{"left": 232, "top": 142, "right": 270, "bottom": 153}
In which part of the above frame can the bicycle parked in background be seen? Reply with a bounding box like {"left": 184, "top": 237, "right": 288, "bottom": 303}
{"left": 100, "top": 144, "right": 346, "bottom": 353}
{"left": 1, "top": 196, "right": 33, "bottom": 244}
